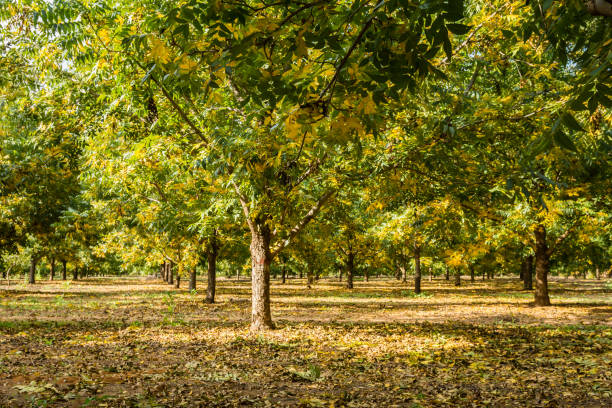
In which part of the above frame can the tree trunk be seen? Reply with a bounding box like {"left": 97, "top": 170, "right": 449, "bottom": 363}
{"left": 161, "top": 262, "right": 166, "bottom": 281}
{"left": 250, "top": 222, "right": 274, "bottom": 331}
{"left": 346, "top": 250, "right": 354, "bottom": 289}
{"left": 469, "top": 264, "right": 475, "bottom": 282}
{"left": 299, "top": 270, "right": 303, "bottom": 279}
{"left": 445, "top": 266, "right": 450, "bottom": 281}
{"left": 50, "top": 258, "right": 55, "bottom": 281}
{"left": 338, "top": 268, "right": 343, "bottom": 282}
{"left": 62, "top": 260, "right": 67, "bottom": 280}
{"left": 281, "top": 267, "right": 286, "bottom": 284}
{"left": 175, "top": 274, "right": 180, "bottom": 288}
{"left": 595, "top": 265, "right": 601, "bottom": 280}
{"left": 414, "top": 247, "right": 421, "bottom": 294}
{"left": 534, "top": 224, "right": 551, "bottom": 306}
{"left": 205, "top": 236, "right": 218, "bottom": 303}
{"left": 429, "top": 267, "right": 433, "bottom": 281}
{"left": 168, "top": 262, "right": 174, "bottom": 285}
{"left": 400, "top": 265, "right": 407, "bottom": 283}
{"left": 523, "top": 255, "right": 533, "bottom": 290}
{"left": 306, "top": 270, "right": 314, "bottom": 288}
{"left": 364, "top": 269, "right": 369, "bottom": 282}
{"left": 189, "top": 268, "right": 197, "bottom": 291}
{"left": 28, "top": 256, "right": 37, "bottom": 284}
{"left": 454, "top": 269, "right": 461, "bottom": 286}
{"left": 586, "top": 0, "right": 612, "bottom": 17}
{"left": 73, "top": 266, "right": 78, "bottom": 281}
{"left": 236, "top": 268, "right": 240, "bottom": 281}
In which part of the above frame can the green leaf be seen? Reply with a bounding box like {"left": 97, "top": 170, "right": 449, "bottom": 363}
{"left": 560, "top": 113, "right": 583, "bottom": 132}
{"left": 552, "top": 129, "right": 577, "bottom": 152}
{"left": 446, "top": 24, "right": 470, "bottom": 35}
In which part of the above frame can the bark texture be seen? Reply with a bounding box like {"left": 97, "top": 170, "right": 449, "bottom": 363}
{"left": 534, "top": 224, "right": 551, "bottom": 306}
{"left": 205, "top": 236, "right": 218, "bottom": 303}
{"left": 250, "top": 222, "right": 274, "bottom": 331}
{"left": 523, "top": 255, "right": 533, "bottom": 290}
{"left": 28, "top": 256, "right": 37, "bottom": 284}
{"left": 413, "top": 246, "right": 421, "bottom": 294}
{"left": 346, "top": 250, "right": 354, "bottom": 289}
{"left": 189, "top": 268, "right": 196, "bottom": 291}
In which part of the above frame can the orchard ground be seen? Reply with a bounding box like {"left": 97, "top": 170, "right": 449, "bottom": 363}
{"left": 1, "top": 276, "right": 611, "bottom": 407}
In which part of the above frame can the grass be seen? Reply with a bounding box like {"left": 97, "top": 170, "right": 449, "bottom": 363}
{"left": 0, "top": 276, "right": 611, "bottom": 407}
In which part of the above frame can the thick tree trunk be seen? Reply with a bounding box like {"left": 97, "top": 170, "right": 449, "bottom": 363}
{"left": 429, "top": 267, "right": 433, "bottom": 282}
{"left": 400, "top": 265, "right": 407, "bottom": 283}
{"left": 469, "top": 264, "right": 475, "bottom": 282}
{"left": 169, "top": 262, "right": 174, "bottom": 285}
{"left": 50, "top": 258, "right": 55, "bottom": 281}
{"left": 454, "top": 269, "right": 461, "bottom": 286}
{"left": 189, "top": 268, "right": 196, "bottom": 291}
{"left": 250, "top": 222, "right": 274, "bottom": 331}
{"left": 338, "top": 268, "right": 343, "bottom": 282}
{"left": 595, "top": 265, "right": 601, "bottom": 280}
{"left": 445, "top": 266, "right": 450, "bottom": 281}
{"left": 306, "top": 270, "right": 314, "bottom": 288}
{"left": 175, "top": 274, "right": 180, "bottom": 288}
{"left": 62, "top": 260, "right": 67, "bottom": 280}
{"left": 534, "top": 224, "right": 551, "bottom": 306}
{"left": 73, "top": 266, "right": 78, "bottom": 281}
{"left": 586, "top": 0, "right": 612, "bottom": 17}
{"left": 523, "top": 255, "right": 533, "bottom": 290}
{"left": 364, "top": 269, "right": 369, "bottom": 282}
{"left": 205, "top": 238, "right": 218, "bottom": 303}
{"left": 281, "top": 267, "right": 286, "bottom": 284}
{"left": 161, "top": 262, "right": 166, "bottom": 281}
{"left": 28, "top": 256, "right": 37, "bottom": 284}
{"left": 346, "top": 251, "right": 354, "bottom": 289}
{"left": 414, "top": 247, "right": 421, "bottom": 294}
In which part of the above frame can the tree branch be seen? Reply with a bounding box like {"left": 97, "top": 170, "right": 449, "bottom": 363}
{"left": 318, "top": 1, "right": 382, "bottom": 101}
{"left": 547, "top": 217, "right": 581, "bottom": 256}
{"left": 231, "top": 180, "right": 254, "bottom": 233}
{"left": 133, "top": 59, "right": 208, "bottom": 145}
{"left": 271, "top": 189, "right": 337, "bottom": 258}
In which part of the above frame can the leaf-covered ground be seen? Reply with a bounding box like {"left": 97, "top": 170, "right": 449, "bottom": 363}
{"left": 0, "top": 276, "right": 611, "bottom": 407}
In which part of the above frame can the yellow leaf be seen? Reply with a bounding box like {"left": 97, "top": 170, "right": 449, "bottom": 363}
{"left": 178, "top": 56, "right": 197, "bottom": 73}
{"left": 147, "top": 37, "right": 171, "bottom": 64}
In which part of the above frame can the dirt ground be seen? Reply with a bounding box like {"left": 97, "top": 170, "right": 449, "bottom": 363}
{"left": 1, "top": 276, "right": 611, "bottom": 407}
